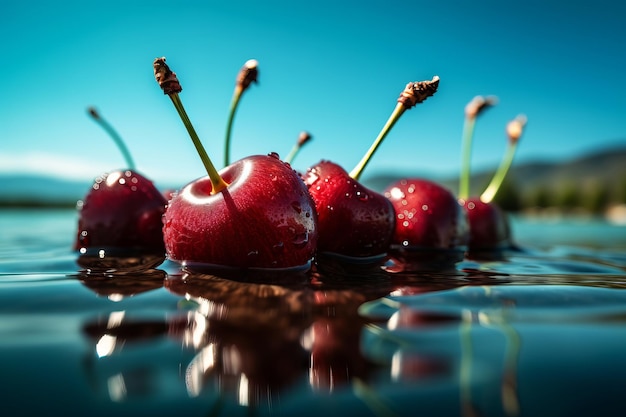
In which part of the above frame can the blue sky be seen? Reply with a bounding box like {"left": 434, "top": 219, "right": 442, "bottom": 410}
{"left": 2, "top": 0, "right": 625, "bottom": 189}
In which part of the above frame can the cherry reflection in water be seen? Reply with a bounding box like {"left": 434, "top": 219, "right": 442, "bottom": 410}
{"left": 77, "top": 256, "right": 509, "bottom": 414}
{"left": 163, "top": 269, "right": 396, "bottom": 405}
{"left": 77, "top": 261, "right": 402, "bottom": 410}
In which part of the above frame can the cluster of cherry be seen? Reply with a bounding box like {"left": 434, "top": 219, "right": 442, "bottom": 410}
{"left": 75, "top": 58, "right": 526, "bottom": 276}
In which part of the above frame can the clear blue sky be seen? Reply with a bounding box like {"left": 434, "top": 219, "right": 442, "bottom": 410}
{"left": 2, "top": 0, "right": 625, "bottom": 189}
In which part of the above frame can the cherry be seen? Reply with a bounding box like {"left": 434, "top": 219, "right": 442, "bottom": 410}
{"left": 460, "top": 197, "right": 513, "bottom": 252}
{"left": 383, "top": 178, "right": 469, "bottom": 269}
{"left": 458, "top": 106, "right": 527, "bottom": 256}
{"left": 303, "top": 77, "right": 440, "bottom": 261}
{"left": 154, "top": 57, "right": 318, "bottom": 271}
{"left": 76, "top": 170, "right": 167, "bottom": 251}
{"left": 304, "top": 161, "right": 394, "bottom": 259}
{"left": 74, "top": 108, "right": 167, "bottom": 271}
{"left": 164, "top": 154, "right": 318, "bottom": 270}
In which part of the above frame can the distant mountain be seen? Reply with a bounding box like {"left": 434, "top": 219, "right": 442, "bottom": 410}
{"left": 1, "top": 144, "right": 625, "bottom": 207}
{"left": 362, "top": 144, "right": 626, "bottom": 201}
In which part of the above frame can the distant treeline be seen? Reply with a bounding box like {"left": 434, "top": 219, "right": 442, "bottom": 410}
{"left": 491, "top": 175, "right": 626, "bottom": 214}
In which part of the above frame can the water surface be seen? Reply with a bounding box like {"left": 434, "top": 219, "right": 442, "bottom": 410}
{"left": 1, "top": 209, "right": 625, "bottom": 417}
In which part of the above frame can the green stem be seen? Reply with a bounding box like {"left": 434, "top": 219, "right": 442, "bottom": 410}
{"left": 501, "top": 322, "right": 521, "bottom": 417}
{"left": 89, "top": 109, "right": 136, "bottom": 170}
{"left": 352, "top": 378, "right": 398, "bottom": 417}
{"left": 285, "top": 132, "right": 311, "bottom": 164}
{"left": 169, "top": 93, "right": 228, "bottom": 194}
{"left": 284, "top": 143, "right": 300, "bottom": 165}
{"left": 459, "top": 116, "right": 476, "bottom": 200}
{"left": 224, "top": 86, "right": 243, "bottom": 167}
{"left": 349, "top": 103, "right": 406, "bottom": 181}
{"left": 480, "top": 142, "right": 518, "bottom": 203}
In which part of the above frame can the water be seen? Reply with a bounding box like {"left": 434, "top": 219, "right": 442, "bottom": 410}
{"left": 1, "top": 208, "right": 626, "bottom": 417}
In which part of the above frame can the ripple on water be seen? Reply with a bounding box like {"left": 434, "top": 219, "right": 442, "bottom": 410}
{"left": 0, "top": 253, "right": 79, "bottom": 278}
{"left": 361, "top": 285, "right": 626, "bottom": 321}
{"left": 359, "top": 284, "right": 626, "bottom": 368}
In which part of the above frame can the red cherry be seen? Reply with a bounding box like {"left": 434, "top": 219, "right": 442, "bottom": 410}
{"left": 153, "top": 58, "right": 318, "bottom": 272}
{"left": 75, "top": 169, "right": 167, "bottom": 254}
{"left": 163, "top": 154, "right": 318, "bottom": 270}
{"left": 460, "top": 197, "right": 512, "bottom": 253}
{"left": 303, "top": 160, "right": 395, "bottom": 260}
{"left": 301, "top": 77, "right": 439, "bottom": 262}
{"left": 458, "top": 106, "right": 526, "bottom": 257}
{"left": 383, "top": 178, "right": 469, "bottom": 268}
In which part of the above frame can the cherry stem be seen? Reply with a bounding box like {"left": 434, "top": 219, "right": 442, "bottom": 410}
{"left": 224, "top": 59, "right": 258, "bottom": 167}
{"left": 284, "top": 131, "right": 312, "bottom": 164}
{"left": 480, "top": 114, "right": 526, "bottom": 203}
{"left": 501, "top": 322, "right": 521, "bottom": 416}
{"left": 349, "top": 76, "right": 440, "bottom": 181}
{"left": 349, "top": 103, "right": 406, "bottom": 180}
{"left": 352, "top": 378, "right": 396, "bottom": 417}
{"left": 153, "top": 57, "right": 228, "bottom": 194}
{"left": 459, "top": 96, "right": 498, "bottom": 200}
{"left": 170, "top": 94, "right": 229, "bottom": 194}
{"left": 480, "top": 141, "right": 517, "bottom": 203}
{"left": 458, "top": 116, "right": 476, "bottom": 200}
{"left": 87, "top": 107, "right": 136, "bottom": 170}
{"left": 224, "top": 86, "right": 243, "bottom": 167}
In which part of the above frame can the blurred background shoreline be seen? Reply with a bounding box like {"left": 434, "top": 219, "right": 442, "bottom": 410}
{"left": 2, "top": 143, "right": 624, "bottom": 225}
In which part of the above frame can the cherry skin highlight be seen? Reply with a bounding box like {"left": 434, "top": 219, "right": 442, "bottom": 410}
{"left": 384, "top": 178, "right": 469, "bottom": 267}
{"left": 75, "top": 170, "right": 167, "bottom": 254}
{"left": 163, "top": 153, "right": 318, "bottom": 270}
{"left": 303, "top": 160, "right": 395, "bottom": 260}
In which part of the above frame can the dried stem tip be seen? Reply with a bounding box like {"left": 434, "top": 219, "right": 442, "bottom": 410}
{"left": 237, "top": 59, "right": 259, "bottom": 91}
{"left": 506, "top": 114, "right": 527, "bottom": 144}
{"left": 397, "top": 76, "right": 440, "bottom": 109}
{"left": 153, "top": 57, "right": 182, "bottom": 95}
{"left": 465, "top": 95, "right": 498, "bottom": 119}
{"left": 87, "top": 107, "right": 100, "bottom": 120}
{"left": 297, "top": 131, "right": 312, "bottom": 146}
